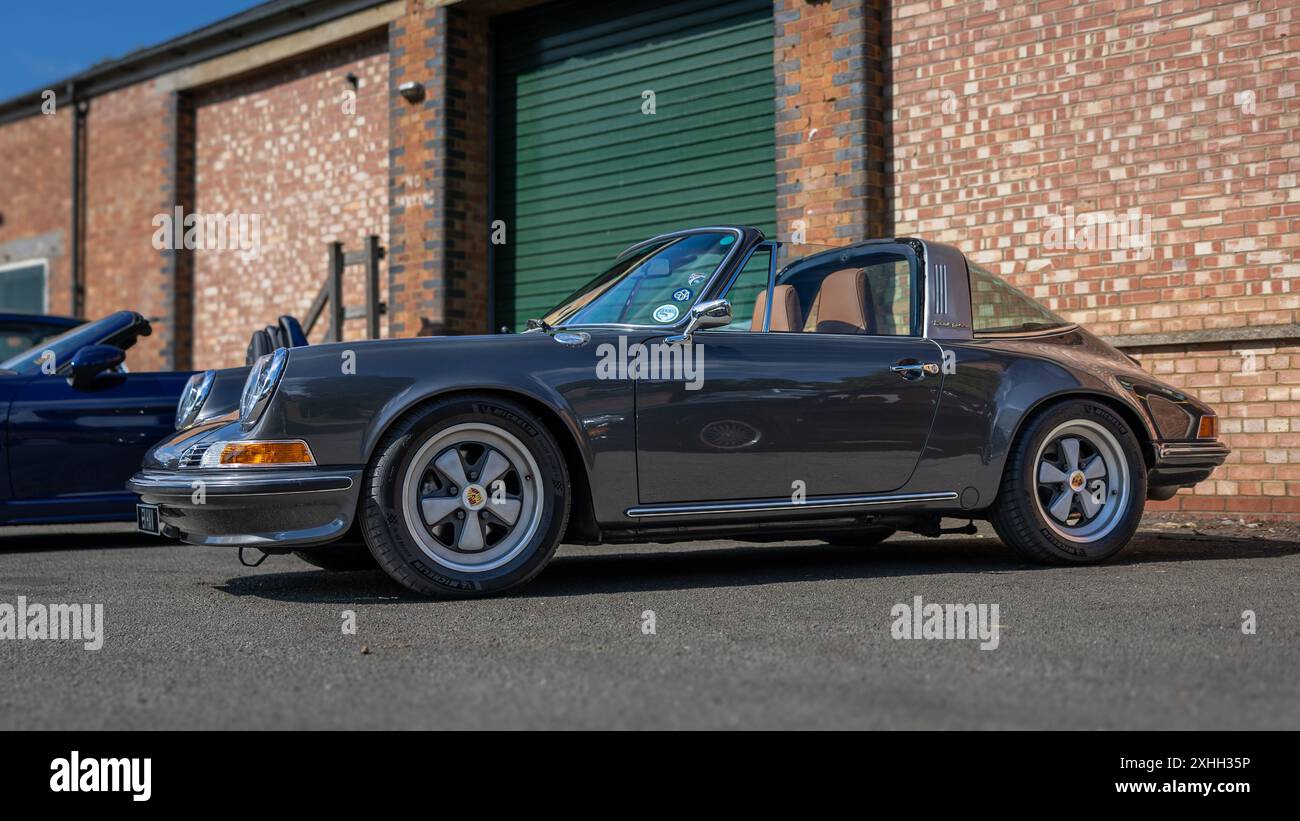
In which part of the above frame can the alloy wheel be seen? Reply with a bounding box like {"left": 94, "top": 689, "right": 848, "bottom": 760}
{"left": 400, "top": 423, "right": 543, "bottom": 572}
{"left": 1032, "top": 419, "right": 1131, "bottom": 542}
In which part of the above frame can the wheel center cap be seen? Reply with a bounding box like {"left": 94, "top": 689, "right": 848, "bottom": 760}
{"left": 462, "top": 484, "right": 487, "bottom": 510}
{"left": 1068, "top": 470, "right": 1086, "bottom": 491}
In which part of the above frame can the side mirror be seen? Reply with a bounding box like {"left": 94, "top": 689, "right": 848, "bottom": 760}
{"left": 667, "top": 298, "right": 732, "bottom": 345}
{"left": 66, "top": 344, "right": 125, "bottom": 389}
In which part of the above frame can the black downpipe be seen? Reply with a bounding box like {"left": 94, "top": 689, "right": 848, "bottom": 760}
{"left": 67, "top": 81, "right": 84, "bottom": 318}
{"left": 485, "top": 18, "right": 497, "bottom": 333}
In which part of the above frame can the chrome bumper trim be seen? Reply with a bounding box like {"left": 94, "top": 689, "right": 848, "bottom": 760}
{"left": 1155, "top": 442, "right": 1230, "bottom": 463}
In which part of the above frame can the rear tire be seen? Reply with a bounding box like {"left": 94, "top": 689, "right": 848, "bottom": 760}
{"left": 990, "top": 399, "right": 1146, "bottom": 564}
{"left": 360, "top": 395, "right": 570, "bottom": 597}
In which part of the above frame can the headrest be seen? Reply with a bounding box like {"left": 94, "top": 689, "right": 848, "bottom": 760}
{"left": 245, "top": 329, "right": 273, "bottom": 365}
{"left": 278, "top": 315, "right": 309, "bottom": 347}
{"left": 814, "top": 269, "right": 874, "bottom": 334}
{"left": 751, "top": 284, "right": 803, "bottom": 332}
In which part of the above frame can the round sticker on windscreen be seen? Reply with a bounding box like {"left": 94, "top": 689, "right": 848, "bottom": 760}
{"left": 652, "top": 304, "right": 680, "bottom": 323}
{"left": 672, "top": 288, "right": 692, "bottom": 302}
{"left": 688, "top": 273, "right": 707, "bottom": 286}
{"left": 720, "top": 235, "right": 734, "bottom": 245}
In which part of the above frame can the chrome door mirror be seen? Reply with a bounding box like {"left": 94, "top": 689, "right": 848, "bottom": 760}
{"left": 667, "top": 298, "right": 731, "bottom": 344}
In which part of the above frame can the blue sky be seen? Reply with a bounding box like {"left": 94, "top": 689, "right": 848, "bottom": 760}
{"left": 1, "top": 0, "right": 259, "bottom": 100}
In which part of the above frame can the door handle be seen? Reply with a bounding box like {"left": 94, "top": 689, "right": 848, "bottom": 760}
{"left": 891, "top": 360, "right": 940, "bottom": 379}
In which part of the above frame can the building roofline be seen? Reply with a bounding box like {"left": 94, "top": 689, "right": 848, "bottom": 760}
{"left": 0, "top": 0, "right": 392, "bottom": 126}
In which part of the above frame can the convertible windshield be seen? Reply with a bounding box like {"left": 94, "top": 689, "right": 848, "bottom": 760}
{"left": 0, "top": 319, "right": 78, "bottom": 360}
{"left": 0, "top": 312, "right": 136, "bottom": 374}
{"left": 541, "top": 231, "right": 738, "bottom": 328}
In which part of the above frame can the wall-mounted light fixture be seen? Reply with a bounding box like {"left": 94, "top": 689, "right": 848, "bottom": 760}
{"left": 398, "top": 81, "right": 425, "bottom": 104}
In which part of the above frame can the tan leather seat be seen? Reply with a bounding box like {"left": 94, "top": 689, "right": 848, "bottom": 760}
{"left": 813, "top": 268, "right": 875, "bottom": 334}
{"left": 750, "top": 284, "right": 803, "bottom": 331}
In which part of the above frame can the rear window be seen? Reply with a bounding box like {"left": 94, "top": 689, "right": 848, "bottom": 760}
{"left": 969, "top": 263, "right": 1071, "bottom": 335}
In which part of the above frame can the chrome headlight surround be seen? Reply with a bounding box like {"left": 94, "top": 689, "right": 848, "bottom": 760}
{"left": 175, "top": 370, "right": 216, "bottom": 430}
{"left": 239, "top": 347, "right": 289, "bottom": 431}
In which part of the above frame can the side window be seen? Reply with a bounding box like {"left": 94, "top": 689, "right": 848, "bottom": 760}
{"left": 860, "top": 257, "right": 911, "bottom": 335}
{"left": 773, "top": 250, "right": 915, "bottom": 336}
{"left": 716, "top": 246, "right": 772, "bottom": 332}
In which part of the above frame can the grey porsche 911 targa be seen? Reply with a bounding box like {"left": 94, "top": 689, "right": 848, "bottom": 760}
{"left": 130, "top": 227, "right": 1227, "bottom": 597}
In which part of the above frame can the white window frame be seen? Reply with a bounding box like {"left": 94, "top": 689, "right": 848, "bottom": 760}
{"left": 0, "top": 258, "right": 50, "bottom": 313}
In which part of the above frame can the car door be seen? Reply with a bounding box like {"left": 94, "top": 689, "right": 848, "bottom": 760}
{"left": 634, "top": 241, "right": 944, "bottom": 505}
{"left": 5, "top": 370, "right": 192, "bottom": 507}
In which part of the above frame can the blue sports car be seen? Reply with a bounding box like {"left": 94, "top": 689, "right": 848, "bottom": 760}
{"left": 0, "top": 311, "right": 193, "bottom": 524}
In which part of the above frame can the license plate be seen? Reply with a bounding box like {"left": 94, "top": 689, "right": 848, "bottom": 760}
{"left": 136, "top": 504, "right": 161, "bottom": 535}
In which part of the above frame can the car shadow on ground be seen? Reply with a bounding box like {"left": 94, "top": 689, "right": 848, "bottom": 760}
{"left": 212, "top": 531, "right": 1300, "bottom": 605}
{"left": 0, "top": 527, "right": 173, "bottom": 554}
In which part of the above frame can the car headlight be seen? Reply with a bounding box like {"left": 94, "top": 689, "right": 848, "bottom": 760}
{"left": 239, "top": 347, "right": 288, "bottom": 430}
{"left": 175, "top": 370, "right": 216, "bottom": 430}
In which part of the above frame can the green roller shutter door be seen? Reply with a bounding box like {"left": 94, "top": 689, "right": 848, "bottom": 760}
{"left": 492, "top": 0, "right": 777, "bottom": 331}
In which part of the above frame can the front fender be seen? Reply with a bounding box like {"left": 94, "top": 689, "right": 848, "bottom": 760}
{"left": 243, "top": 334, "right": 638, "bottom": 524}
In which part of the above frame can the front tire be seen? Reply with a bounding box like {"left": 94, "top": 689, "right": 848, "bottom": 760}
{"left": 360, "top": 396, "right": 570, "bottom": 597}
{"left": 990, "top": 400, "right": 1146, "bottom": 564}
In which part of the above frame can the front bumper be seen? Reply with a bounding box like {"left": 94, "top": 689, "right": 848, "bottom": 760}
{"left": 1148, "top": 440, "right": 1230, "bottom": 488}
{"left": 127, "top": 467, "right": 363, "bottom": 547}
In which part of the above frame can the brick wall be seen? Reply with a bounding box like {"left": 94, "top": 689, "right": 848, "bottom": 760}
{"left": 387, "top": 0, "right": 493, "bottom": 338}
{"left": 774, "top": 0, "right": 893, "bottom": 244}
{"left": 387, "top": 1, "right": 446, "bottom": 338}
{"left": 0, "top": 107, "right": 72, "bottom": 315}
{"left": 83, "top": 84, "right": 175, "bottom": 371}
{"left": 443, "top": 5, "right": 491, "bottom": 335}
{"left": 190, "top": 33, "right": 391, "bottom": 369}
{"left": 167, "top": 94, "right": 197, "bottom": 371}
{"left": 889, "top": 0, "right": 1300, "bottom": 517}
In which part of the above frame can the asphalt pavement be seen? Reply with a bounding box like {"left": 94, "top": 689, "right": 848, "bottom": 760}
{"left": 1, "top": 519, "right": 1296, "bottom": 729}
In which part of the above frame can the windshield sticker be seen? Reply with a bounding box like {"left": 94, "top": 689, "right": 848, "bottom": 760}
{"left": 688, "top": 273, "right": 707, "bottom": 286}
{"left": 652, "top": 304, "right": 680, "bottom": 323}
{"left": 672, "top": 288, "right": 693, "bottom": 302}
{"left": 720, "top": 235, "right": 734, "bottom": 245}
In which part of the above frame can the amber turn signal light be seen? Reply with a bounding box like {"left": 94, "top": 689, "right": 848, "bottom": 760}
{"left": 1197, "top": 415, "right": 1218, "bottom": 440}
{"left": 218, "top": 441, "right": 315, "bottom": 466}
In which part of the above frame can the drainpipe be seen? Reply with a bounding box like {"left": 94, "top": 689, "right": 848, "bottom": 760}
{"left": 67, "top": 80, "right": 84, "bottom": 318}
